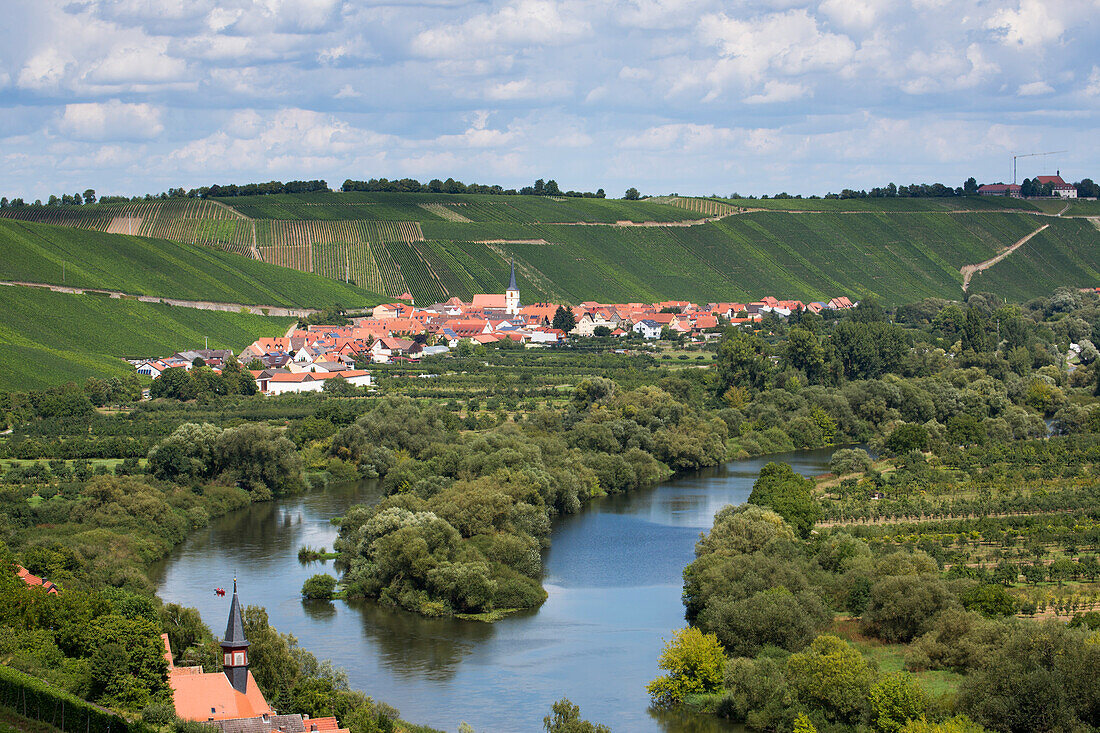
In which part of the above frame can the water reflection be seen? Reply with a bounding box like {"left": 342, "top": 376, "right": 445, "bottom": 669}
{"left": 155, "top": 449, "right": 834, "bottom": 732}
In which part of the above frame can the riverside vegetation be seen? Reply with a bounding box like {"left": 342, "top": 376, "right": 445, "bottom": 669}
{"left": 3, "top": 286, "right": 1100, "bottom": 731}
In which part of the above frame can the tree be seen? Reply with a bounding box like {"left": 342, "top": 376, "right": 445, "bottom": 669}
{"left": 715, "top": 330, "right": 769, "bottom": 393}
{"left": 83, "top": 189, "right": 96, "bottom": 204}
{"left": 623, "top": 187, "right": 640, "bottom": 200}
{"left": 302, "top": 574, "right": 338, "bottom": 599}
{"left": 646, "top": 626, "right": 726, "bottom": 707}
{"left": 870, "top": 672, "right": 929, "bottom": 732}
{"left": 862, "top": 575, "right": 952, "bottom": 642}
{"left": 552, "top": 305, "right": 576, "bottom": 333}
{"left": 786, "top": 635, "right": 875, "bottom": 725}
{"left": 960, "top": 584, "right": 1016, "bottom": 618}
{"left": 963, "top": 177, "right": 978, "bottom": 195}
{"left": 542, "top": 699, "right": 610, "bottom": 733}
{"left": 748, "top": 462, "right": 820, "bottom": 539}
{"left": 784, "top": 327, "right": 826, "bottom": 383}
{"left": 885, "top": 424, "right": 928, "bottom": 455}
{"left": 592, "top": 325, "right": 612, "bottom": 338}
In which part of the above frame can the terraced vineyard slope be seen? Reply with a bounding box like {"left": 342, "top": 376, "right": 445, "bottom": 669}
{"left": 0, "top": 285, "right": 294, "bottom": 390}
{"left": 0, "top": 219, "right": 383, "bottom": 309}
{"left": 3, "top": 193, "right": 1096, "bottom": 305}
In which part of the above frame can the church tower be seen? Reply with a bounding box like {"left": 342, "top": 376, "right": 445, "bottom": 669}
{"left": 220, "top": 579, "right": 251, "bottom": 694}
{"left": 505, "top": 259, "right": 520, "bottom": 315}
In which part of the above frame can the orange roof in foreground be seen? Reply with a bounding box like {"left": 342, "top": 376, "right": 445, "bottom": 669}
{"left": 170, "top": 668, "right": 273, "bottom": 722}
{"left": 16, "top": 565, "right": 58, "bottom": 594}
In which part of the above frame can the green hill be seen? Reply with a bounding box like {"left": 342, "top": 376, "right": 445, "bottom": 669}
{"left": 2, "top": 193, "right": 1097, "bottom": 306}
{"left": 0, "top": 219, "right": 383, "bottom": 308}
{"left": 0, "top": 286, "right": 293, "bottom": 391}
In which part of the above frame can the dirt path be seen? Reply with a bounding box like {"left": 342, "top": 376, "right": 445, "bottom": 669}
{"left": 0, "top": 280, "right": 318, "bottom": 318}
{"left": 960, "top": 223, "right": 1049, "bottom": 291}
{"left": 1057, "top": 202, "right": 1071, "bottom": 216}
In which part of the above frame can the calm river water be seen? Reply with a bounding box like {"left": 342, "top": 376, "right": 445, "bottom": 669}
{"left": 152, "top": 449, "right": 834, "bottom": 733}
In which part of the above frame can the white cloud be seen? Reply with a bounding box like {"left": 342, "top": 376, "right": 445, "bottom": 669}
{"left": 56, "top": 100, "right": 164, "bottom": 141}
{"left": 1017, "top": 80, "right": 1053, "bottom": 96}
{"left": 819, "top": 0, "right": 890, "bottom": 29}
{"left": 986, "top": 0, "right": 1064, "bottom": 47}
{"left": 1086, "top": 66, "right": 1100, "bottom": 96}
{"left": 86, "top": 43, "right": 188, "bottom": 85}
{"left": 744, "top": 80, "right": 808, "bottom": 104}
{"left": 334, "top": 84, "right": 360, "bottom": 98}
{"left": 17, "top": 48, "right": 74, "bottom": 90}
{"left": 483, "top": 78, "right": 571, "bottom": 100}
{"left": 698, "top": 9, "right": 855, "bottom": 99}
{"left": 410, "top": 0, "right": 591, "bottom": 58}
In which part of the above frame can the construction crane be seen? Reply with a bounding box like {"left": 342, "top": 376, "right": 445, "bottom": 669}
{"left": 1013, "top": 150, "right": 1067, "bottom": 184}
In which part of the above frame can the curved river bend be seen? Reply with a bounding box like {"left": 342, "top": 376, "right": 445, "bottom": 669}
{"left": 153, "top": 449, "right": 834, "bottom": 732}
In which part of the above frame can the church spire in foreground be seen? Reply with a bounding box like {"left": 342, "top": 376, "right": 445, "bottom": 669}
{"left": 221, "top": 579, "right": 251, "bottom": 694}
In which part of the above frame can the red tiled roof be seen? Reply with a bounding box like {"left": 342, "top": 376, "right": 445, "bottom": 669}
{"left": 16, "top": 565, "right": 59, "bottom": 594}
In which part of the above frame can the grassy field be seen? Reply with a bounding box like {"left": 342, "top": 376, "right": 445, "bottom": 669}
{"left": 0, "top": 286, "right": 293, "bottom": 390}
{"left": 0, "top": 219, "right": 383, "bottom": 308}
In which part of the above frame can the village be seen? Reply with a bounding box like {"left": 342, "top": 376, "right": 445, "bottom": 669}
{"left": 131, "top": 263, "right": 857, "bottom": 395}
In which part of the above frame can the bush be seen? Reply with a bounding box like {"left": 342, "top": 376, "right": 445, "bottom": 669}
{"left": 646, "top": 627, "right": 726, "bottom": 708}
{"left": 302, "top": 574, "right": 338, "bottom": 600}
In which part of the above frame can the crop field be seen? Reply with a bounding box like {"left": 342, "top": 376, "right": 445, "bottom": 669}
{"left": 715, "top": 196, "right": 1045, "bottom": 212}
{"left": 0, "top": 219, "right": 381, "bottom": 308}
{"left": 648, "top": 196, "right": 741, "bottom": 217}
{"left": 408, "top": 212, "right": 1043, "bottom": 305}
{"left": 0, "top": 199, "right": 257, "bottom": 254}
{"left": 1062, "top": 199, "right": 1100, "bottom": 216}
{"left": 215, "top": 192, "right": 697, "bottom": 224}
{"left": 0, "top": 285, "right": 293, "bottom": 390}
{"left": 5, "top": 191, "right": 1095, "bottom": 305}
{"left": 966, "top": 218, "right": 1100, "bottom": 300}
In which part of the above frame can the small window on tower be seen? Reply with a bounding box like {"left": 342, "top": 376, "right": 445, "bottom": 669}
{"left": 224, "top": 653, "right": 232, "bottom": 666}
{"left": 234, "top": 651, "right": 245, "bottom": 666}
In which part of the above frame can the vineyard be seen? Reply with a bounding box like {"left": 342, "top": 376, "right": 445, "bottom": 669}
{"left": 418, "top": 202, "right": 472, "bottom": 222}
{"left": 3, "top": 192, "right": 1096, "bottom": 304}
{"left": 649, "top": 196, "right": 740, "bottom": 217}
{"left": 0, "top": 285, "right": 293, "bottom": 391}
{"left": 0, "top": 199, "right": 257, "bottom": 256}
{"left": 0, "top": 219, "right": 381, "bottom": 308}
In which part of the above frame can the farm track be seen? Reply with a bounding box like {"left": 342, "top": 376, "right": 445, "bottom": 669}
{"left": 0, "top": 280, "right": 317, "bottom": 317}
{"left": 960, "top": 223, "right": 1050, "bottom": 291}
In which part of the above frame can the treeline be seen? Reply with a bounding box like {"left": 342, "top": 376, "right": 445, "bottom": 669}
{"left": 341, "top": 177, "right": 605, "bottom": 198}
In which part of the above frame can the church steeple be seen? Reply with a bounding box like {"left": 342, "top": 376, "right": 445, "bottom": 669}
{"left": 220, "top": 579, "right": 251, "bottom": 694}
{"left": 505, "top": 259, "right": 520, "bottom": 315}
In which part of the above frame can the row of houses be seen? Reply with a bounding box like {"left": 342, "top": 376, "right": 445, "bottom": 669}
{"left": 130, "top": 279, "right": 857, "bottom": 394}
{"left": 978, "top": 173, "right": 1079, "bottom": 198}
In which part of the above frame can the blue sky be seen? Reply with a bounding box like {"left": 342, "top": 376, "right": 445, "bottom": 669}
{"left": 2, "top": 0, "right": 1098, "bottom": 200}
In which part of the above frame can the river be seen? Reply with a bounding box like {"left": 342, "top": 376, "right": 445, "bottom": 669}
{"left": 152, "top": 449, "right": 835, "bottom": 733}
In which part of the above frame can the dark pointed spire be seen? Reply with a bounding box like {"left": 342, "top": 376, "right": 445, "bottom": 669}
{"left": 222, "top": 578, "right": 250, "bottom": 649}
{"left": 508, "top": 259, "right": 518, "bottom": 292}
{"left": 221, "top": 578, "right": 250, "bottom": 695}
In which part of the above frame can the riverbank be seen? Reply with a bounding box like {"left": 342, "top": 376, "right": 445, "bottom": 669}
{"left": 155, "top": 450, "right": 836, "bottom": 732}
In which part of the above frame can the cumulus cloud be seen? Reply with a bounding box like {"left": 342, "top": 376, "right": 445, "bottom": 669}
{"left": 410, "top": 0, "right": 592, "bottom": 58}
{"left": 986, "top": 0, "right": 1064, "bottom": 47}
{"left": 1017, "top": 80, "right": 1053, "bottom": 96}
{"left": 744, "top": 80, "right": 809, "bottom": 104}
{"left": 698, "top": 9, "right": 856, "bottom": 99}
{"left": 56, "top": 100, "right": 165, "bottom": 141}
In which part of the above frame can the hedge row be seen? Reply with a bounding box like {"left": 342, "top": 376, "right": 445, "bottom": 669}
{"left": 0, "top": 665, "right": 137, "bottom": 733}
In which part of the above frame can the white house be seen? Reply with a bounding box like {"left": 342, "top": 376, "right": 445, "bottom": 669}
{"left": 633, "top": 319, "right": 662, "bottom": 339}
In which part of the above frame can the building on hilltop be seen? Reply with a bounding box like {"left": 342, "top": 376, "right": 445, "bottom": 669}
{"left": 977, "top": 183, "right": 1022, "bottom": 197}
{"left": 1036, "top": 172, "right": 1077, "bottom": 198}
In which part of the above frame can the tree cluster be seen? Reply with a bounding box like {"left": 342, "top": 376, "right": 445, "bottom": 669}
{"left": 341, "top": 177, "right": 606, "bottom": 198}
